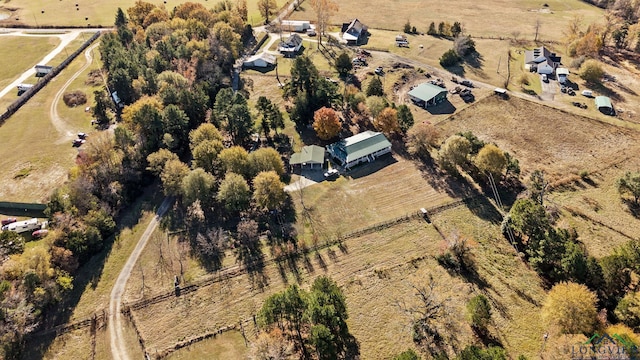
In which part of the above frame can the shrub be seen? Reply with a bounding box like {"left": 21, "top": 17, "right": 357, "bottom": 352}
{"left": 570, "top": 55, "right": 586, "bottom": 69}
{"left": 63, "top": 90, "right": 88, "bottom": 107}
{"left": 404, "top": 21, "right": 412, "bottom": 34}
{"left": 440, "top": 49, "right": 461, "bottom": 67}
{"left": 580, "top": 60, "right": 604, "bottom": 84}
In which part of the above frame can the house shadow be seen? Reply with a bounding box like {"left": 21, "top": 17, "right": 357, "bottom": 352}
{"left": 347, "top": 153, "right": 398, "bottom": 179}
{"left": 426, "top": 99, "right": 456, "bottom": 115}
{"left": 244, "top": 64, "right": 276, "bottom": 74}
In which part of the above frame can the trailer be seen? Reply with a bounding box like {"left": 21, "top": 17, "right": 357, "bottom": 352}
{"left": 17, "top": 84, "right": 34, "bottom": 92}
{"left": 1, "top": 218, "right": 42, "bottom": 233}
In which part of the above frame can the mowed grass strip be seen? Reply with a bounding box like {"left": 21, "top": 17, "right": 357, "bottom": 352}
{"left": 0, "top": 42, "right": 99, "bottom": 202}
{"left": 6, "top": 0, "right": 287, "bottom": 27}
{"left": 0, "top": 35, "right": 60, "bottom": 90}
{"left": 436, "top": 95, "right": 640, "bottom": 183}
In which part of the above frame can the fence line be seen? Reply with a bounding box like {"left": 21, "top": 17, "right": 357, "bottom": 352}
{"left": 27, "top": 309, "right": 107, "bottom": 338}
{"left": 0, "top": 31, "right": 101, "bottom": 125}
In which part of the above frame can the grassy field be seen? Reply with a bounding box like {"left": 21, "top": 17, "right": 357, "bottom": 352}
{"left": 2, "top": 0, "right": 288, "bottom": 27}
{"left": 289, "top": 0, "right": 603, "bottom": 42}
{"left": 0, "top": 41, "right": 100, "bottom": 203}
{"left": 436, "top": 95, "right": 640, "bottom": 183}
{"left": 0, "top": 35, "right": 60, "bottom": 90}
{"left": 166, "top": 331, "right": 248, "bottom": 359}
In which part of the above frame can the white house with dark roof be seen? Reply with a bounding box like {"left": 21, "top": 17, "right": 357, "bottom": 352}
{"left": 524, "top": 46, "right": 561, "bottom": 75}
{"left": 278, "top": 34, "right": 303, "bottom": 57}
{"left": 341, "top": 19, "right": 368, "bottom": 45}
{"left": 326, "top": 131, "right": 391, "bottom": 169}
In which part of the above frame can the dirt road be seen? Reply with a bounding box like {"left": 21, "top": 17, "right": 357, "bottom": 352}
{"left": 0, "top": 30, "right": 82, "bottom": 100}
{"left": 50, "top": 42, "right": 100, "bottom": 142}
{"left": 109, "top": 197, "right": 173, "bottom": 360}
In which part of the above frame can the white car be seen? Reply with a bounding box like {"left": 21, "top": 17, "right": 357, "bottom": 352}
{"left": 324, "top": 168, "right": 339, "bottom": 178}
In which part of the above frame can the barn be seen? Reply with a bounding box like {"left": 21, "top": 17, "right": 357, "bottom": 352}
{"left": 408, "top": 83, "right": 448, "bottom": 108}
{"left": 243, "top": 53, "right": 276, "bottom": 69}
{"left": 326, "top": 131, "right": 391, "bottom": 169}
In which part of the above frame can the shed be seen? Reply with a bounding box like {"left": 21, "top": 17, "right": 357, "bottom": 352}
{"left": 595, "top": 96, "right": 613, "bottom": 115}
{"left": 408, "top": 83, "right": 448, "bottom": 108}
{"left": 290, "top": 145, "right": 325, "bottom": 169}
{"left": 243, "top": 52, "right": 276, "bottom": 68}
{"left": 35, "top": 65, "right": 53, "bottom": 77}
{"left": 278, "top": 34, "right": 303, "bottom": 57}
{"left": 326, "top": 131, "right": 391, "bottom": 169}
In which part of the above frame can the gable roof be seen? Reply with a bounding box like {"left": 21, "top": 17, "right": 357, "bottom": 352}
{"left": 525, "top": 46, "right": 561, "bottom": 68}
{"left": 408, "top": 83, "right": 448, "bottom": 102}
{"left": 556, "top": 67, "right": 569, "bottom": 76}
{"left": 279, "top": 34, "right": 303, "bottom": 50}
{"left": 342, "top": 18, "right": 367, "bottom": 41}
{"left": 328, "top": 131, "right": 391, "bottom": 164}
{"left": 244, "top": 52, "right": 276, "bottom": 66}
{"left": 290, "top": 145, "right": 325, "bottom": 165}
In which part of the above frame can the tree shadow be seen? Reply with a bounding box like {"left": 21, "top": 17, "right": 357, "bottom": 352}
{"left": 622, "top": 199, "right": 640, "bottom": 218}
{"left": 472, "top": 326, "right": 503, "bottom": 348}
{"left": 22, "top": 186, "right": 161, "bottom": 358}
{"left": 590, "top": 82, "right": 624, "bottom": 102}
{"left": 464, "top": 52, "right": 484, "bottom": 69}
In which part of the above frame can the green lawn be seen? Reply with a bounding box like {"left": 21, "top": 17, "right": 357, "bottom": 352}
{"left": 0, "top": 42, "right": 100, "bottom": 202}
{"left": 0, "top": 36, "right": 60, "bottom": 90}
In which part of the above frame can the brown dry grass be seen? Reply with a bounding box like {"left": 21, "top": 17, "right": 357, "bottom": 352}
{"left": 166, "top": 331, "right": 248, "bottom": 360}
{"left": 436, "top": 95, "right": 640, "bottom": 183}
{"left": 290, "top": 0, "right": 603, "bottom": 42}
{"left": 292, "top": 155, "right": 457, "bottom": 242}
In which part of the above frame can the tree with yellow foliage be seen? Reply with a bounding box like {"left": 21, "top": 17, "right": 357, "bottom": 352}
{"left": 309, "top": 0, "right": 339, "bottom": 45}
{"left": 475, "top": 144, "right": 507, "bottom": 177}
{"left": 542, "top": 282, "right": 598, "bottom": 334}
{"left": 374, "top": 107, "right": 399, "bottom": 135}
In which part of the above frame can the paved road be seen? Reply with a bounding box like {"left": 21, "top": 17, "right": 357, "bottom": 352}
{"left": 0, "top": 30, "right": 86, "bottom": 100}
{"left": 109, "top": 197, "right": 173, "bottom": 360}
{"left": 50, "top": 42, "right": 100, "bottom": 143}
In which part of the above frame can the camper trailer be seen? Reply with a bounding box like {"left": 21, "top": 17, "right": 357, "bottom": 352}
{"left": 17, "top": 84, "right": 34, "bottom": 92}
{"left": 1, "top": 218, "right": 42, "bottom": 233}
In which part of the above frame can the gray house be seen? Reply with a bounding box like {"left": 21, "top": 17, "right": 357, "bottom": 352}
{"left": 326, "top": 131, "right": 391, "bottom": 169}
{"left": 524, "top": 46, "right": 561, "bottom": 75}
{"left": 342, "top": 19, "right": 368, "bottom": 45}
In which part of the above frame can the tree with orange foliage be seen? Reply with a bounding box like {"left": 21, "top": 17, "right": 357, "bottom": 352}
{"left": 374, "top": 107, "right": 399, "bottom": 135}
{"left": 313, "top": 107, "right": 342, "bottom": 140}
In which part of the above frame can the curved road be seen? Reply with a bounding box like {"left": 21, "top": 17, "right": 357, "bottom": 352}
{"left": 109, "top": 196, "right": 173, "bottom": 360}
{"left": 50, "top": 42, "right": 100, "bottom": 142}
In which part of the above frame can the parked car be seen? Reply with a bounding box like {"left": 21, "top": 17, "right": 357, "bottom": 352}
{"left": 1, "top": 218, "right": 17, "bottom": 226}
{"left": 324, "top": 168, "right": 339, "bottom": 178}
{"left": 72, "top": 139, "right": 86, "bottom": 147}
{"left": 460, "top": 80, "right": 474, "bottom": 87}
{"left": 582, "top": 90, "right": 593, "bottom": 97}
{"left": 306, "top": 29, "right": 316, "bottom": 36}
{"left": 32, "top": 229, "right": 49, "bottom": 238}
{"left": 541, "top": 74, "right": 548, "bottom": 82}
{"left": 77, "top": 132, "right": 87, "bottom": 139}
{"left": 374, "top": 67, "right": 384, "bottom": 75}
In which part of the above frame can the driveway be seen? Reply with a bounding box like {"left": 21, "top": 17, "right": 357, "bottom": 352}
{"left": 540, "top": 77, "right": 557, "bottom": 101}
{"left": 284, "top": 169, "right": 326, "bottom": 192}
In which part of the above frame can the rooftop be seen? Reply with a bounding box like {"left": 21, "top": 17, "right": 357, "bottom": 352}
{"left": 408, "top": 83, "right": 448, "bottom": 101}
{"left": 290, "top": 145, "right": 325, "bottom": 165}
{"left": 595, "top": 96, "right": 612, "bottom": 108}
{"left": 328, "top": 131, "right": 391, "bottom": 163}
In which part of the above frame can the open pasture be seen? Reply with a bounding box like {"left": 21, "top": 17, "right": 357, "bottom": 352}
{"left": 290, "top": 0, "right": 603, "bottom": 42}
{"left": 436, "top": 95, "right": 640, "bottom": 183}
{"left": 0, "top": 35, "right": 59, "bottom": 91}
{"left": 1, "top": 0, "right": 288, "bottom": 27}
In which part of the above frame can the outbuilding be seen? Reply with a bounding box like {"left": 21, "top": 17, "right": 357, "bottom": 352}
{"left": 243, "top": 52, "right": 276, "bottom": 69}
{"left": 35, "top": 65, "right": 53, "bottom": 77}
{"left": 280, "top": 20, "right": 311, "bottom": 33}
{"left": 326, "top": 131, "right": 391, "bottom": 169}
{"left": 290, "top": 145, "right": 325, "bottom": 170}
{"left": 408, "top": 83, "right": 448, "bottom": 108}
{"left": 595, "top": 96, "right": 614, "bottom": 115}
{"left": 556, "top": 67, "right": 569, "bottom": 84}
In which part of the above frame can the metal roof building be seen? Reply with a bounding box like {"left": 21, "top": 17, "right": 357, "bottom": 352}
{"left": 290, "top": 145, "right": 325, "bottom": 169}
{"left": 326, "top": 131, "right": 391, "bottom": 169}
{"left": 408, "top": 83, "right": 448, "bottom": 108}
{"left": 595, "top": 96, "right": 613, "bottom": 115}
